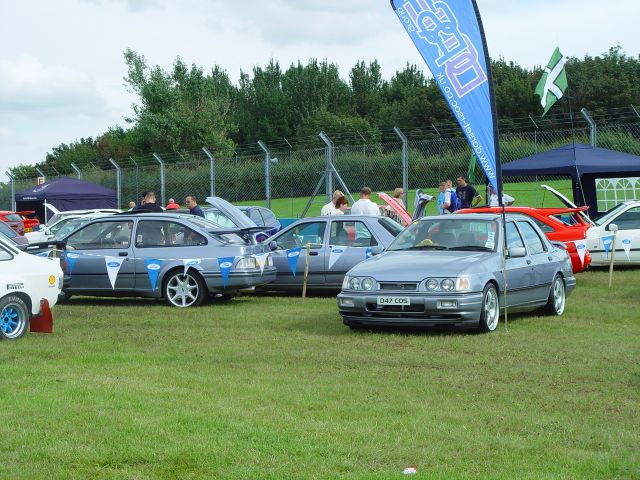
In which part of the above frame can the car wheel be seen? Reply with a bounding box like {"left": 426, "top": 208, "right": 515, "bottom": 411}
{"left": 478, "top": 284, "right": 500, "bottom": 333}
{"left": 544, "top": 274, "right": 565, "bottom": 315}
{"left": 0, "top": 296, "right": 30, "bottom": 340}
{"left": 163, "top": 271, "right": 206, "bottom": 308}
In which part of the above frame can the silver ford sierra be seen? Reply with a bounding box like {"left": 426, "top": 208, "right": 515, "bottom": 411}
{"left": 337, "top": 214, "right": 576, "bottom": 332}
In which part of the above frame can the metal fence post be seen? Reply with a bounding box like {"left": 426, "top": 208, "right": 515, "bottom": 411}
{"left": 394, "top": 126, "right": 409, "bottom": 207}
{"left": 319, "top": 131, "right": 334, "bottom": 202}
{"left": 70, "top": 162, "right": 82, "bottom": 179}
{"left": 108, "top": 158, "right": 121, "bottom": 209}
{"left": 6, "top": 172, "right": 15, "bottom": 211}
{"left": 152, "top": 153, "right": 165, "bottom": 206}
{"left": 36, "top": 167, "right": 46, "bottom": 183}
{"left": 202, "top": 147, "right": 216, "bottom": 197}
{"left": 528, "top": 115, "right": 539, "bottom": 152}
{"left": 257, "top": 140, "right": 272, "bottom": 208}
{"left": 580, "top": 108, "right": 597, "bottom": 147}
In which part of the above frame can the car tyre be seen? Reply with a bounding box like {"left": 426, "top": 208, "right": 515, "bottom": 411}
{"left": 163, "top": 270, "right": 207, "bottom": 308}
{"left": 478, "top": 284, "right": 500, "bottom": 333}
{"left": 0, "top": 295, "right": 30, "bottom": 340}
{"left": 544, "top": 274, "right": 565, "bottom": 316}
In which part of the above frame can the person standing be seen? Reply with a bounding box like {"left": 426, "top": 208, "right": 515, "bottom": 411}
{"left": 185, "top": 195, "right": 205, "bottom": 217}
{"left": 456, "top": 174, "right": 483, "bottom": 208}
{"left": 350, "top": 187, "right": 380, "bottom": 216}
{"left": 488, "top": 185, "right": 515, "bottom": 206}
{"left": 392, "top": 187, "right": 405, "bottom": 208}
{"left": 166, "top": 198, "right": 180, "bottom": 210}
{"left": 334, "top": 196, "right": 349, "bottom": 215}
{"left": 436, "top": 181, "right": 452, "bottom": 215}
{"left": 133, "top": 192, "right": 164, "bottom": 212}
{"left": 321, "top": 190, "right": 344, "bottom": 216}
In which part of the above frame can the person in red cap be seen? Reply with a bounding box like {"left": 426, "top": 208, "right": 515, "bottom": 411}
{"left": 166, "top": 198, "right": 180, "bottom": 210}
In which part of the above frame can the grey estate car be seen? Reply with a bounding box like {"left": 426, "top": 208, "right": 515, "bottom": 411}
{"left": 337, "top": 214, "right": 576, "bottom": 332}
{"left": 261, "top": 215, "right": 404, "bottom": 292}
{"left": 36, "top": 211, "right": 276, "bottom": 307}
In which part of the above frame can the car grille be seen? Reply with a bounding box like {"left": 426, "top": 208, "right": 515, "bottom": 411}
{"left": 378, "top": 282, "right": 418, "bottom": 291}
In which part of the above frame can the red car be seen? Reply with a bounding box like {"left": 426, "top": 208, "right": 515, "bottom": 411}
{"left": 456, "top": 206, "right": 592, "bottom": 273}
{"left": 0, "top": 211, "right": 25, "bottom": 235}
{"left": 16, "top": 210, "right": 40, "bottom": 233}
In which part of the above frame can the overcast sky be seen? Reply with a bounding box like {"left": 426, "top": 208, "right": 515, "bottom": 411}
{"left": 1, "top": 0, "right": 638, "bottom": 182}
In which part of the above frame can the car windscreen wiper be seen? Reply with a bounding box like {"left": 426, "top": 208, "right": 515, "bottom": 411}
{"left": 401, "top": 245, "right": 449, "bottom": 250}
{"left": 448, "top": 245, "right": 493, "bottom": 251}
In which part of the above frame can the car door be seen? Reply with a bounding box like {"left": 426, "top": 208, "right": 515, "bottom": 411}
{"left": 325, "top": 219, "right": 379, "bottom": 287}
{"left": 63, "top": 219, "right": 135, "bottom": 291}
{"left": 516, "top": 220, "right": 555, "bottom": 302}
{"left": 131, "top": 219, "right": 211, "bottom": 292}
{"left": 600, "top": 205, "right": 640, "bottom": 263}
{"left": 504, "top": 222, "right": 533, "bottom": 308}
{"left": 270, "top": 221, "right": 327, "bottom": 288}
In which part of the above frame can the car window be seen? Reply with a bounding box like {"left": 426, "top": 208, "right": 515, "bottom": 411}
{"left": 54, "top": 218, "right": 95, "bottom": 240}
{"left": 203, "top": 208, "right": 238, "bottom": 228}
{"left": 261, "top": 208, "right": 277, "bottom": 225}
{"left": 531, "top": 217, "right": 555, "bottom": 233}
{"left": 49, "top": 218, "right": 74, "bottom": 236}
{"left": 66, "top": 221, "right": 133, "bottom": 250}
{"left": 608, "top": 206, "right": 640, "bottom": 231}
{"left": 0, "top": 222, "right": 17, "bottom": 238}
{"left": 506, "top": 222, "right": 525, "bottom": 249}
{"left": 330, "top": 220, "right": 378, "bottom": 247}
{"left": 135, "top": 220, "right": 206, "bottom": 248}
{"left": 377, "top": 217, "right": 404, "bottom": 237}
{"left": 517, "top": 221, "right": 546, "bottom": 254}
{"left": 276, "top": 222, "right": 326, "bottom": 249}
{"left": 247, "top": 209, "right": 264, "bottom": 226}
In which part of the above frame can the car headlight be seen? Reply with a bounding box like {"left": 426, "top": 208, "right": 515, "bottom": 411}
{"left": 455, "top": 277, "right": 470, "bottom": 291}
{"left": 441, "top": 279, "right": 455, "bottom": 291}
{"left": 236, "top": 257, "right": 256, "bottom": 270}
{"left": 426, "top": 278, "right": 439, "bottom": 291}
{"left": 348, "top": 277, "right": 361, "bottom": 290}
{"left": 361, "top": 277, "right": 376, "bottom": 291}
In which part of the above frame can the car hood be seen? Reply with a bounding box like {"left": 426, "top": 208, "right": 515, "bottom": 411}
{"left": 349, "top": 250, "right": 495, "bottom": 279}
{"left": 205, "top": 196, "right": 257, "bottom": 229}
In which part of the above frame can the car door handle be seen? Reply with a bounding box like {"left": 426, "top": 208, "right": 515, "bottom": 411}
{"left": 309, "top": 251, "right": 319, "bottom": 256}
{"left": 526, "top": 259, "right": 532, "bottom": 265}
{"left": 118, "top": 251, "right": 128, "bottom": 257}
{"left": 548, "top": 256, "right": 553, "bottom": 261}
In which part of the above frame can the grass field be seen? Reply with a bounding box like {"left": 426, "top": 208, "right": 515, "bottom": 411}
{"left": 235, "top": 179, "right": 575, "bottom": 218}
{"left": 1, "top": 269, "right": 638, "bottom": 479}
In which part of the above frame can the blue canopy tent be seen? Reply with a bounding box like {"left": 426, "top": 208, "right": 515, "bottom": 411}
{"left": 15, "top": 177, "right": 117, "bottom": 221}
{"left": 502, "top": 143, "right": 640, "bottom": 218}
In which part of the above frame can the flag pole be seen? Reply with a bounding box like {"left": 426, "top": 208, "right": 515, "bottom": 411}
{"left": 471, "top": 0, "right": 508, "bottom": 331}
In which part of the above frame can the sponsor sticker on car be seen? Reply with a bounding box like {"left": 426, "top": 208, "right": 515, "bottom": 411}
{"left": 7, "top": 283, "right": 24, "bottom": 290}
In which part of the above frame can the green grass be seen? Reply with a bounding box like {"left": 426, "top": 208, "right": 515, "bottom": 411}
{"left": 236, "top": 179, "right": 574, "bottom": 218}
{"left": 1, "top": 269, "right": 639, "bottom": 478}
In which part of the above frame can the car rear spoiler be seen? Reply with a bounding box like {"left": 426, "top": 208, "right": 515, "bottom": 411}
{"left": 23, "top": 240, "right": 67, "bottom": 256}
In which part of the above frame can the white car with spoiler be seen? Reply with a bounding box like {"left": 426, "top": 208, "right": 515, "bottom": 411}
{"left": 0, "top": 236, "right": 63, "bottom": 339}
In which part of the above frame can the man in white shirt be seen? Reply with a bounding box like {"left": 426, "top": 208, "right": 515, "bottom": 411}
{"left": 321, "top": 190, "right": 344, "bottom": 216}
{"left": 437, "top": 181, "right": 452, "bottom": 214}
{"left": 488, "top": 185, "right": 515, "bottom": 206}
{"left": 350, "top": 187, "right": 381, "bottom": 216}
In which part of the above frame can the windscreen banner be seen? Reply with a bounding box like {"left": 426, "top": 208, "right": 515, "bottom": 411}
{"left": 390, "top": 0, "right": 501, "bottom": 196}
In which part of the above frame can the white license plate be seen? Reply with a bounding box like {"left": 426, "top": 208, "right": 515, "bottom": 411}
{"left": 376, "top": 296, "right": 410, "bottom": 306}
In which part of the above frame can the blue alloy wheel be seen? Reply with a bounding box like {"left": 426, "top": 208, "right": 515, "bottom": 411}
{"left": 0, "top": 296, "right": 30, "bottom": 340}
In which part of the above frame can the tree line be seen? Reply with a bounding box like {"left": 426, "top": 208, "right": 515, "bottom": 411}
{"left": 10, "top": 45, "right": 640, "bottom": 179}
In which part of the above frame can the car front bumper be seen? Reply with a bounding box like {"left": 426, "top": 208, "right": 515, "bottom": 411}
{"left": 337, "top": 291, "right": 484, "bottom": 328}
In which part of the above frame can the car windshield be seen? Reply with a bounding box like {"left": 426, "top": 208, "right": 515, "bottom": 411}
{"left": 184, "top": 216, "right": 225, "bottom": 230}
{"left": 594, "top": 203, "right": 628, "bottom": 226}
{"left": 387, "top": 218, "right": 498, "bottom": 252}
{"left": 53, "top": 218, "right": 94, "bottom": 240}
{"left": 0, "top": 222, "right": 17, "bottom": 238}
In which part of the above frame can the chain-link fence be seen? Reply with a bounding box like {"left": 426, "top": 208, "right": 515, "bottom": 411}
{"left": 2, "top": 114, "right": 639, "bottom": 218}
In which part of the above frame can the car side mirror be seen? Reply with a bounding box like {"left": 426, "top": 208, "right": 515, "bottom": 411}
{"left": 606, "top": 223, "right": 618, "bottom": 232}
{"left": 45, "top": 229, "right": 52, "bottom": 236}
{"left": 370, "top": 245, "right": 384, "bottom": 256}
{"left": 269, "top": 240, "right": 278, "bottom": 251}
{"left": 508, "top": 246, "right": 526, "bottom": 258}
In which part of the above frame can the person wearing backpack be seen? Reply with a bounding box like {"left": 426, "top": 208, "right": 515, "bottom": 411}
{"left": 456, "top": 174, "right": 483, "bottom": 208}
{"left": 437, "top": 181, "right": 452, "bottom": 215}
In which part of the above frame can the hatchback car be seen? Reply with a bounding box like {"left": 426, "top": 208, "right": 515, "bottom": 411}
{"left": 337, "top": 214, "right": 575, "bottom": 332}
{"left": 27, "top": 212, "right": 276, "bottom": 307}
{"left": 0, "top": 221, "right": 28, "bottom": 248}
{"left": 585, "top": 200, "right": 640, "bottom": 265}
{"left": 262, "top": 215, "right": 404, "bottom": 292}
{"left": 457, "top": 206, "right": 592, "bottom": 273}
{"left": 0, "top": 211, "right": 25, "bottom": 235}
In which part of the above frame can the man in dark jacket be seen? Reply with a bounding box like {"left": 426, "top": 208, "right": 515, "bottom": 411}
{"left": 133, "top": 191, "right": 164, "bottom": 213}
{"left": 185, "top": 195, "right": 205, "bottom": 217}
